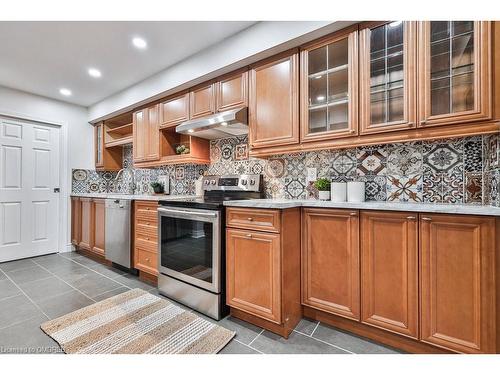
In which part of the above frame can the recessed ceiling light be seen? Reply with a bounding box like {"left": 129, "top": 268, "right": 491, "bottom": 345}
{"left": 59, "top": 88, "right": 72, "bottom": 96}
{"left": 88, "top": 68, "right": 102, "bottom": 78}
{"left": 132, "top": 37, "right": 147, "bottom": 49}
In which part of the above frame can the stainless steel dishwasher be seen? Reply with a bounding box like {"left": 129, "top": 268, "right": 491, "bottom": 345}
{"left": 105, "top": 199, "right": 132, "bottom": 269}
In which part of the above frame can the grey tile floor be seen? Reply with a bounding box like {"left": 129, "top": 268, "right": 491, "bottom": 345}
{"left": 0, "top": 252, "right": 401, "bottom": 354}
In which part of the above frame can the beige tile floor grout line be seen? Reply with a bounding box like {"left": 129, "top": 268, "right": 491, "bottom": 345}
{"left": 233, "top": 338, "right": 264, "bottom": 354}
{"left": 310, "top": 321, "right": 320, "bottom": 336}
{"left": 247, "top": 328, "right": 265, "bottom": 347}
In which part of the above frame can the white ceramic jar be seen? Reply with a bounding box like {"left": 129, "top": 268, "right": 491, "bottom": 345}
{"left": 347, "top": 181, "right": 365, "bottom": 202}
{"left": 330, "top": 182, "right": 347, "bottom": 202}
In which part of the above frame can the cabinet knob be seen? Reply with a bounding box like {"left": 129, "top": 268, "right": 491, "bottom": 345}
{"left": 247, "top": 217, "right": 254, "bottom": 221}
{"left": 146, "top": 207, "right": 150, "bottom": 211}
{"left": 406, "top": 216, "right": 416, "bottom": 220}
{"left": 147, "top": 222, "right": 150, "bottom": 226}
{"left": 146, "top": 237, "right": 150, "bottom": 241}
{"left": 422, "top": 217, "right": 432, "bottom": 221}
{"left": 145, "top": 258, "right": 150, "bottom": 262}
{"left": 246, "top": 234, "right": 252, "bottom": 238}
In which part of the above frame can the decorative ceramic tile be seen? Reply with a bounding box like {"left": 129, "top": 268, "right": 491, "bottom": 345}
{"left": 386, "top": 142, "right": 422, "bottom": 176}
{"left": 359, "top": 175, "right": 387, "bottom": 201}
{"left": 423, "top": 140, "right": 463, "bottom": 174}
{"left": 423, "top": 172, "right": 442, "bottom": 203}
{"left": 441, "top": 172, "right": 464, "bottom": 204}
{"left": 464, "top": 137, "right": 483, "bottom": 173}
{"left": 305, "top": 150, "right": 331, "bottom": 177}
{"left": 264, "top": 157, "right": 286, "bottom": 178}
{"left": 330, "top": 149, "right": 356, "bottom": 176}
{"left": 356, "top": 148, "right": 387, "bottom": 176}
{"left": 284, "top": 153, "right": 306, "bottom": 179}
{"left": 233, "top": 161, "right": 250, "bottom": 175}
{"left": 72, "top": 169, "right": 88, "bottom": 181}
{"left": 175, "top": 166, "right": 185, "bottom": 180}
{"left": 465, "top": 172, "right": 483, "bottom": 204}
{"left": 235, "top": 144, "right": 248, "bottom": 161}
{"left": 486, "top": 134, "right": 499, "bottom": 170}
{"left": 249, "top": 160, "right": 264, "bottom": 174}
{"left": 284, "top": 178, "right": 306, "bottom": 199}
{"left": 305, "top": 181, "right": 319, "bottom": 200}
{"left": 488, "top": 169, "right": 500, "bottom": 207}
{"left": 386, "top": 174, "right": 422, "bottom": 202}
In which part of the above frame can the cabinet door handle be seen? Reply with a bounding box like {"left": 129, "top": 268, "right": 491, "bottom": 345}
{"left": 350, "top": 212, "right": 357, "bottom": 216}
{"left": 247, "top": 217, "right": 254, "bottom": 221}
{"left": 422, "top": 217, "right": 432, "bottom": 221}
{"left": 406, "top": 216, "right": 416, "bottom": 220}
{"left": 246, "top": 233, "right": 253, "bottom": 238}
{"left": 145, "top": 257, "right": 150, "bottom": 262}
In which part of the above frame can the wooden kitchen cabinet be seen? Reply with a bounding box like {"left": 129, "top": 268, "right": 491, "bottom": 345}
{"left": 160, "top": 93, "right": 190, "bottom": 128}
{"left": 95, "top": 122, "right": 104, "bottom": 168}
{"left": 94, "top": 121, "right": 123, "bottom": 171}
{"left": 418, "top": 21, "right": 491, "bottom": 127}
{"left": 134, "top": 201, "right": 159, "bottom": 277}
{"left": 133, "top": 104, "right": 160, "bottom": 164}
{"left": 78, "top": 197, "right": 93, "bottom": 251}
{"left": 420, "top": 214, "right": 496, "bottom": 353}
{"left": 226, "top": 207, "right": 301, "bottom": 338}
{"left": 302, "top": 208, "right": 360, "bottom": 320}
{"left": 216, "top": 70, "right": 248, "bottom": 112}
{"left": 190, "top": 83, "right": 216, "bottom": 119}
{"left": 359, "top": 21, "right": 417, "bottom": 134}
{"left": 91, "top": 198, "right": 105, "bottom": 256}
{"left": 226, "top": 228, "right": 282, "bottom": 324}
{"left": 71, "top": 197, "right": 81, "bottom": 246}
{"left": 249, "top": 51, "right": 299, "bottom": 150}
{"left": 300, "top": 27, "right": 358, "bottom": 142}
{"left": 360, "top": 211, "right": 418, "bottom": 338}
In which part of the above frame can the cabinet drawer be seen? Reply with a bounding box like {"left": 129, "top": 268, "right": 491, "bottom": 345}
{"left": 135, "top": 249, "right": 158, "bottom": 275}
{"left": 226, "top": 207, "right": 281, "bottom": 233}
{"left": 136, "top": 223, "right": 158, "bottom": 239}
{"left": 135, "top": 203, "right": 158, "bottom": 221}
{"left": 135, "top": 238, "right": 158, "bottom": 253}
{"left": 136, "top": 218, "right": 158, "bottom": 228}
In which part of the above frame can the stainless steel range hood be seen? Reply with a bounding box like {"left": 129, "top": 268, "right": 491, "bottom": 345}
{"left": 176, "top": 107, "right": 248, "bottom": 140}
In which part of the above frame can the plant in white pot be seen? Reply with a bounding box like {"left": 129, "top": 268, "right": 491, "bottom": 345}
{"left": 314, "top": 178, "right": 331, "bottom": 200}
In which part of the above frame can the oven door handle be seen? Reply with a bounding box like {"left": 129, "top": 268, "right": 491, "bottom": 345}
{"left": 158, "top": 207, "right": 218, "bottom": 218}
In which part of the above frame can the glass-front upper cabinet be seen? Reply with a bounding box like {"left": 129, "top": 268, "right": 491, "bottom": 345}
{"left": 300, "top": 28, "right": 358, "bottom": 142}
{"left": 359, "top": 21, "right": 416, "bottom": 134}
{"left": 418, "top": 21, "right": 491, "bottom": 127}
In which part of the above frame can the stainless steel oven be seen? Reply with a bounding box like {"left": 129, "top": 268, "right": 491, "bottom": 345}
{"left": 158, "top": 206, "right": 221, "bottom": 293}
{"left": 157, "top": 174, "right": 263, "bottom": 320}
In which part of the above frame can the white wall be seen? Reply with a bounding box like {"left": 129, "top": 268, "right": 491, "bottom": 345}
{"left": 0, "top": 85, "right": 93, "bottom": 252}
{"left": 89, "top": 20, "right": 356, "bottom": 122}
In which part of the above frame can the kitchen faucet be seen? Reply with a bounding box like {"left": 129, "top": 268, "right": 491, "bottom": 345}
{"left": 115, "top": 168, "right": 137, "bottom": 194}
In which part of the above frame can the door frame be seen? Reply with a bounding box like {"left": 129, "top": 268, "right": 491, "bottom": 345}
{"left": 0, "top": 110, "right": 68, "bottom": 256}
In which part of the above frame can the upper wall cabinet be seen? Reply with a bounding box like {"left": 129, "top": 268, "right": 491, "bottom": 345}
{"left": 160, "top": 93, "right": 190, "bottom": 129}
{"left": 301, "top": 29, "right": 358, "bottom": 142}
{"left": 249, "top": 51, "right": 299, "bottom": 149}
{"left": 418, "top": 21, "right": 491, "bottom": 127}
{"left": 190, "top": 83, "right": 216, "bottom": 119}
{"left": 133, "top": 104, "right": 160, "bottom": 164}
{"left": 216, "top": 71, "right": 248, "bottom": 112}
{"left": 359, "top": 22, "right": 417, "bottom": 134}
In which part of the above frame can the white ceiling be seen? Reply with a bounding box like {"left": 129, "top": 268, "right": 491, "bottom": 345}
{"left": 0, "top": 21, "right": 257, "bottom": 107}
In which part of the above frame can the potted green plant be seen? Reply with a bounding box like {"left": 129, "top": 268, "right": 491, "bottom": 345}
{"left": 175, "top": 144, "right": 190, "bottom": 155}
{"left": 314, "top": 178, "right": 331, "bottom": 200}
{"left": 150, "top": 182, "right": 164, "bottom": 194}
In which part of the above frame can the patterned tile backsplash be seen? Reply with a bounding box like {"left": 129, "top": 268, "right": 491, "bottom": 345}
{"left": 72, "top": 133, "right": 500, "bottom": 207}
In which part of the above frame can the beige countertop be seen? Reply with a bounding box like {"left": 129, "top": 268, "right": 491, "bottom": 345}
{"left": 70, "top": 193, "right": 198, "bottom": 201}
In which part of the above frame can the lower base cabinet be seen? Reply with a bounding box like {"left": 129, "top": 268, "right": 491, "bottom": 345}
{"left": 226, "top": 207, "right": 301, "bottom": 338}
{"left": 420, "top": 214, "right": 496, "bottom": 354}
{"left": 301, "top": 208, "right": 498, "bottom": 354}
{"left": 360, "top": 211, "right": 418, "bottom": 339}
{"left": 301, "top": 208, "right": 360, "bottom": 320}
{"left": 72, "top": 197, "right": 106, "bottom": 258}
{"left": 133, "top": 200, "right": 159, "bottom": 277}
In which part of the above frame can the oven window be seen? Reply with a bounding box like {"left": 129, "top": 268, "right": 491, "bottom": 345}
{"left": 160, "top": 216, "right": 213, "bottom": 283}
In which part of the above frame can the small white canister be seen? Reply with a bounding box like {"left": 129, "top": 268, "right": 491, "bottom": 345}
{"left": 347, "top": 181, "right": 365, "bottom": 202}
{"left": 330, "top": 182, "right": 347, "bottom": 202}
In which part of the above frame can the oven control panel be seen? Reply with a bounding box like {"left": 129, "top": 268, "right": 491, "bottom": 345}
{"left": 202, "top": 174, "right": 262, "bottom": 192}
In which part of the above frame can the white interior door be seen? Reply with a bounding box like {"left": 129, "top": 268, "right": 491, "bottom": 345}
{"left": 0, "top": 117, "right": 60, "bottom": 262}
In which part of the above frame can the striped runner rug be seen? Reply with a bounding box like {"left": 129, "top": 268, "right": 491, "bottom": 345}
{"left": 40, "top": 288, "right": 235, "bottom": 354}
